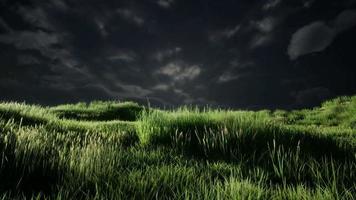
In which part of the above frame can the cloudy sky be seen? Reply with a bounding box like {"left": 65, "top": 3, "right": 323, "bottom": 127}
{"left": 0, "top": 0, "right": 356, "bottom": 109}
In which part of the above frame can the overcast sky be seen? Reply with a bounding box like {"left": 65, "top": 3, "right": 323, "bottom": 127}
{"left": 0, "top": 0, "right": 356, "bottom": 109}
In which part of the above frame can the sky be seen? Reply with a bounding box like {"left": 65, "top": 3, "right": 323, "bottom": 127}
{"left": 0, "top": 0, "right": 356, "bottom": 109}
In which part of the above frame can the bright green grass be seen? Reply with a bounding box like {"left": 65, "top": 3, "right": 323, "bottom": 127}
{"left": 271, "top": 96, "right": 356, "bottom": 128}
{"left": 0, "top": 97, "right": 355, "bottom": 199}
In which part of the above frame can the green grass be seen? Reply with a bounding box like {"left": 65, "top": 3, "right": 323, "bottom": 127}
{"left": 50, "top": 101, "right": 144, "bottom": 121}
{"left": 0, "top": 97, "right": 355, "bottom": 199}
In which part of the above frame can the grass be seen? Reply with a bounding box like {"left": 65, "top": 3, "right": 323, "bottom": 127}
{"left": 50, "top": 101, "right": 144, "bottom": 121}
{"left": 0, "top": 96, "right": 355, "bottom": 199}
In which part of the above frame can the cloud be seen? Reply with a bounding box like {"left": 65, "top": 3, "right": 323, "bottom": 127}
{"left": 217, "top": 61, "right": 254, "bottom": 83}
{"left": 172, "top": 88, "right": 194, "bottom": 103}
{"left": 224, "top": 25, "right": 241, "bottom": 38}
{"left": 0, "top": 30, "right": 59, "bottom": 51}
{"left": 0, "top": 17, "right": 12, "bottom": 32}
{"left": 209, "top": 25, "right": 241, "bottom": 42}
{"left": 152, "top": 84, "right": 170, "bottom": 91}
{"left": 48, "top": 0, "right": 68, "bottom": 11}
{"left": 157, "top": 61, "right": 201, "bottom": 81}
{"left": 262, "top": 0, "right": 282, "bottom": 11}
{"left": 217, "top": 71, "right": 240, "bottom": 83}
{"left": 248, "top": 17, "right": 277, "bottom": 49}
{"left": 107, "top": 50, "right": 137, "bottom": 62}
{"left": 288, "top": 21, "right": 334, "bottom": 60}
{"left": 101, "top": 73, "right": 152, "bottom": 99}
{"left": 253, "top": 17, "right": 276, "bottom": 33}
{"left": 157, "top": 0, "right": 175, "bottom": 9}
{"left": 95, "top": 19, "right": 108, "bottom": 37}
{"left": 48, "top": 66, "right": 152, "bottom": 102}
{"left": 0, "top": 29, "right": 79, "bottom": 70}
{"left": 216, "top": 59, "right": 255, "bottom": 84}
{"left": 116, "top": 84, "right": 152, "bottom": 98}
{"left": 153, "top": 47, "right": 182, "bottom": 62}
{"left": 250, "top": 34, "right": 273, "bottom": 49}
{"left": 151, "top": 61, "right": 206, "bottom": 105}
{"left": 288, "top": 9, "right": 356, "bottom": 60}
{"left": 303, "top": 0, "right": 315, "bottom": 8}
{"left": 17, "top": 55, "right": 41, "bottom": 65}
{"left": 17, "top": 6, "right": 53, "bottom": 30}
{"left": 333, "top": 9, "right": 356, "bottom": 32}
{"left": 117, "top": 8, "right": 144, "bottom": 26}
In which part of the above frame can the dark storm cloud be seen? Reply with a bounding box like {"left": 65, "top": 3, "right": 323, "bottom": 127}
{"left": 288, "top": 9, "right": 356, "bottom": 60}
{"left": 0, "top": 0, "right": 159, "bottom": 104}
{"left": 0, "top": 0, "right": 356, "bottom": 108}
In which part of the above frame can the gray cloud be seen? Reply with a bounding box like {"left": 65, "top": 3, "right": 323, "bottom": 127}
{"left": 152, "top": 47, "right": 182, "bottom": 62}
{"left": 262, "top": 0, "right": 282, "bottom": 11}
{"left": 47, "top": 64, "right": 152, "bottom": 102}
{"left": 217, "top": 71, "right": 241, "bottom": 83}
{"left": 253, "top": 17, "right": 276, "bottom": 33}
{"left": 288, "top": 21, "right": 334, "bottom": 60}
{"left": 0, "top": 17, "right": 12, "bottom": 32}
{"left": 217, "top": 61, "right": 254, "bottom": 83}
{"left": 250, "top": 33, "right": 274, "bottom": 49}
{"left": 16, "top": 55, "right": 41, "bottom": 65}
{"left": 96, "top": 68, "right": 153, "bottom": 99}
{"left": 107, "top": 49, "right": 137, "bottom": 63}
{"left": 157, "top": 0, "right": 175, "bottom": 9}
{"left": 288, "top": 9, "right": 356, "bottom": 60}
{"left": 95, "top": 19, "right": 108, "bottom": 37}
{"left": 208, "top": 25, "right": 241, "bottom": 43}
{"left": 0, "top": 30, "right": 59, "bottom": 51}
{"left": 0, "top": 3, "right": 153, "bottom": 104}
{"left": 303, "top": 0, "right": 315, "bottom": 8}
{"left": 333, "top": 9, "right": 356, "bottom": 32}
{"left": 157, "top": 61, "right": 202, "bottom": 81}
{"left": 17, "top": 6, "right": 53, "bottom": 30}
{"left": 0, "top": 30, "right": 70, "bottom": 67}
{"left": 117, "top": 8, "right": 145, "bottom": 26}
{"left": 248, "top": 17, "right": 278, "bottom": 49}
{"left": 152, "top": 84, "right": 170, "bottom": 91}
{"left": 1, "top": 0, "right": 355, "bottom": 108}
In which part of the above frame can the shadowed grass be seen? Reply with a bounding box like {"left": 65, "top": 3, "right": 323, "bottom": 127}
{"left": 51, "top": 101, "right": 144, "bottom": 121}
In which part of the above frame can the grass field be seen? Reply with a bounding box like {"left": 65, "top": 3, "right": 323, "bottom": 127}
{"left": 0, "top": 96, "right": 355, "bottom": 199}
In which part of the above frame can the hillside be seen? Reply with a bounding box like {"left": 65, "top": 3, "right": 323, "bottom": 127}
{"left": 0, "top": 96, "right": 355, "bottom": 199}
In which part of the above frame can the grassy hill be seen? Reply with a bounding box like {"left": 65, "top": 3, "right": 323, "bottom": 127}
{"left": 0, "top": 96, "right": 355, "bottom": 199}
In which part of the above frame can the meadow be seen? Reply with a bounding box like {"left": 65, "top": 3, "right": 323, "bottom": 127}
{"left": 0, "top": 96, "right": 355, "bottom": 199}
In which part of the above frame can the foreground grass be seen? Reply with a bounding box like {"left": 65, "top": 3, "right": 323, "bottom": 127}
{"left": 0, "top": 97, "right": 355, "bottom": 199}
